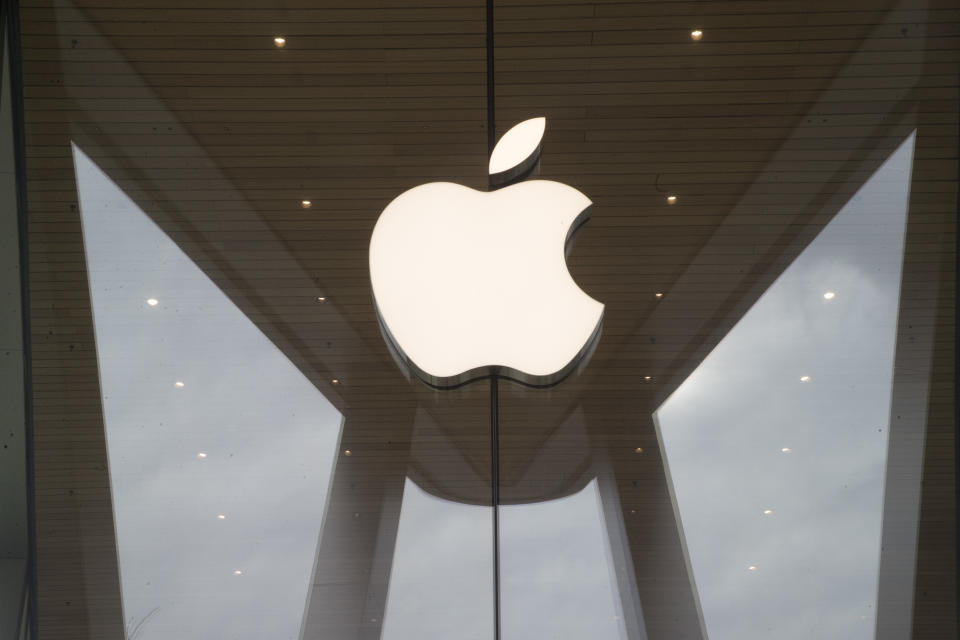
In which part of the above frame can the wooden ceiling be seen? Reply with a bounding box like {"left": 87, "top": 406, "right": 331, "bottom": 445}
{"left": 16, "top": 0, "right": 957, "bottom": 638}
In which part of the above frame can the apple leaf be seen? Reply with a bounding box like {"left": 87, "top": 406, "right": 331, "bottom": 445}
{"left": 488, "top": 117, "right": 546, "bottom": 177}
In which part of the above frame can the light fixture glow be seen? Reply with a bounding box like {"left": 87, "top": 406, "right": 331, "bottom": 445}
{"left": 146, "top": 298, "right": 159, "bottom": 306}
{"left": 301, "top": 200, "right": 312, "bottom": 208}
{"left": 666, "top": 195, "right": 677, "bottom": 204}
{"left": 331, "top": 378, "right": 340, "bottom": 385}
{"left": 800, "top": 375, "right": 811, "bottom": 382}
{"left": 344, "top": 449, "right": 352, "bottom": 456}
{"left": 273, "top": 36, "right": 285, "bottom": 47}
{"left": 174, "top": 381, "right": 185, "bottom": 388}
{"left": 780, "top": 447, "right": 791, "bottom": 453}
{"left": 370, "top": 117, "right": 603, "bottom": 388}
{"left": 823, "top": 291, "right": 836, "bottom": 300}
{"left": 654, "top": 292, "right": 664, "bottom": 298}
{"left": 316, "top": 296, "right": 326, "bottom": 303}
{"left": 197, "top": 452, "right": 207, "bottom": 459}
{"left": 691, "top": 30, "right": 703, "bottom": 41}
{"left": 634, "top": 447, "right": 644, "bottom": 454}
{"left": 644, "top": 375, "right": 652, "bottom": 381}
{"left": 747, "top": 565, "right": 757, "bottom": 572}
{"left": 217, "top": 514, "right": 226, "bottom": 520}
{"left": 763, "top": 509, "right": 773, "bottom": 515}
{"left": 233, "top": 569, "right": 243, "bottom": 575}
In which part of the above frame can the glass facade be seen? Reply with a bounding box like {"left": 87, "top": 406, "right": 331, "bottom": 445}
{"left": 4, "top": 1, "right": 958, "bottom": 638}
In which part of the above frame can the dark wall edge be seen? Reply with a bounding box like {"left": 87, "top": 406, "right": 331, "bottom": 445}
{"left": 3, "top": 1, "right": 37, "bottom": 638}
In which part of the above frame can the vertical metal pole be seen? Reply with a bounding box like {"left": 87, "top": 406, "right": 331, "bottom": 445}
{"left": 490, "top": 375, "right": 501, "bottom": 640}
{"left": 954, "top": 98, "right": 960, "bottom": 638}
{"left": 485, "top": 0, "right": 495, "bottom": 158}
{"left": 486, "top": 0, "right": 501, "bottom": 634}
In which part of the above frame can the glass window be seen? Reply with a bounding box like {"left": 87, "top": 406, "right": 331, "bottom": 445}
{"left": 10, "top": 2, "right": 957, "bottom": 639}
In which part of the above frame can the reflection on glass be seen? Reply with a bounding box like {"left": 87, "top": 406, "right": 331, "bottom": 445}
{"left": 500, "top": 478, "right": 628, "bottom": 640}
{"left": 655, "top": 133, "right": 915, "bottom": 639}
{"left": 381, "top": 478, "right": 493, "bottom": 640}
{"left": 73, "top": 145, "right": 343, "bottom": 640}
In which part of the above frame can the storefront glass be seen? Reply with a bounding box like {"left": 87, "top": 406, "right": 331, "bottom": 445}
{"left": 7, "top": 1, "right": 958, "bottom": 638}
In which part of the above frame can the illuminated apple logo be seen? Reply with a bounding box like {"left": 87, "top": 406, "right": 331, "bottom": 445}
{"left": 369, "top": 117, "right": 604, "bottom": 388}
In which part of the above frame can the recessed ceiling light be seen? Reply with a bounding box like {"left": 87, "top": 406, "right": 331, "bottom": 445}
{"left": 654, "top": 292, "right": 664, "bottom": 298}
{"left": 747, "top": 565, "right": 757, "bottom": 571}
{"left": 823, "top": 291, "right": 836, "bottom": 300}
{"left": 331, "top": 378, "right": 340, "bottom": 385}
{"left": 644, "top": 375, "right": 652, "bottom": 381}
{"left": 781, "top": 447, "right": 791, "bottom": 453}
{"left": 174, "top": 381, "right": 185, "bottom": 388}
{"left": 316, "top": 296, "right": 326, "bottom": 303}
{"left": 800, "top": 375, "right": 811, "bottom": 382}
{"left": 691, "top": 30, "right": 703, "bottom": 41}
{"left": 666, "top": 195, "right": 677, "bottom": 204}
{"left": 344, "top": 449, "right": 352, "bottom": 456}
{"left": 197, "top": 452, "right": 207, "bottom": 459}
{"left": 146, "top": 298, "right": 159, "bottom": 306}
{"left": 233, "top": 569, "right": 243, "bottom": 575}
{"left": 763, "top": 509, "right": 773, "bottom": 515}
{"left": 274, "top": 36, "right": 286, "bottom": 47}
{"left": 217, "top": 514, "right": 226, "bottom": 520}
{"left": 634, "top": 447, "right": 644, "bottom": 454}
{"left": 301, "top": 200, "right": 312, "bottom": 208}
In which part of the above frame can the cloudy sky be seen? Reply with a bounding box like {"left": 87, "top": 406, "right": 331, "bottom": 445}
{"left": 75, "top": 145, "right": 344, "bottom": 640}
{"left": 381, "top": 478, "right": 627, "bottom": 640}
{"left": 655, "top": 132, "right": 915, "bottom": 639}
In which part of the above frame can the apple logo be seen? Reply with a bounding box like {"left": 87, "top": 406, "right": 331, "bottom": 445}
{"left": 369, "top": 117, "right": 604, "bottom": 388}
